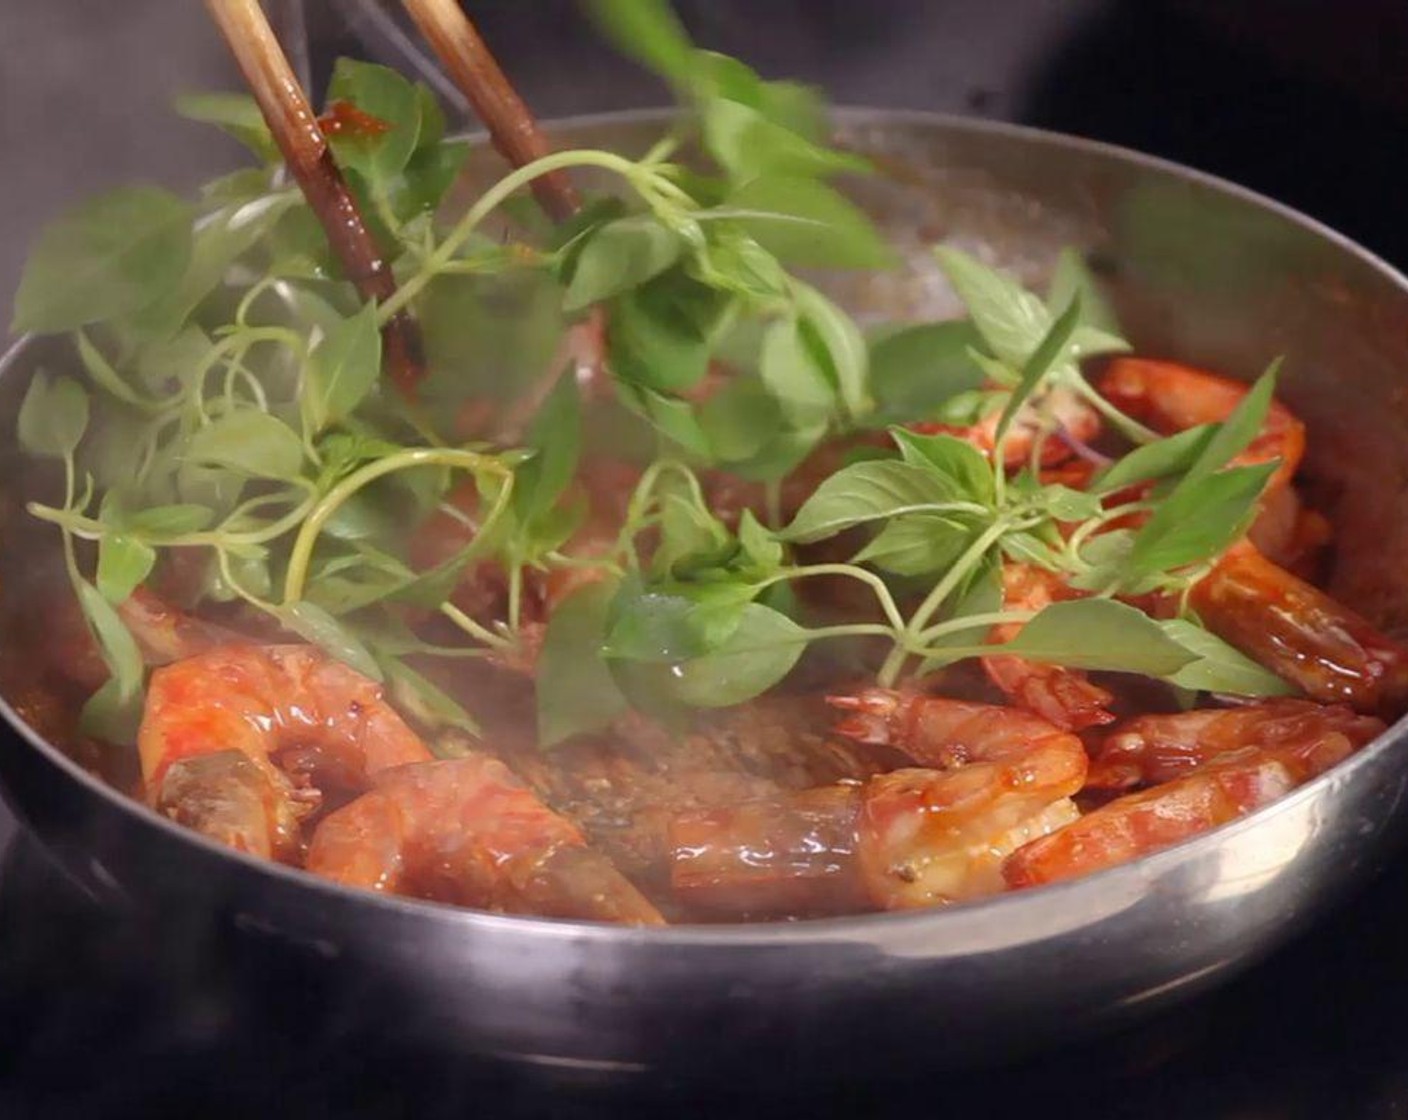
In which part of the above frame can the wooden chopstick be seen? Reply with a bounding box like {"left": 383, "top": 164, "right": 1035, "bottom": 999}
{"left": 399, "top": 0, "right": 581, "bottom": 222}
{"left": 204, "top": 0, "right": 425, "bottom": 395}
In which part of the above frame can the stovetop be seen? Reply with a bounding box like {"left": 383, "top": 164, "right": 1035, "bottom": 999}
{"left": 2, "top": 815, "right": 1408, "bottom": 1119}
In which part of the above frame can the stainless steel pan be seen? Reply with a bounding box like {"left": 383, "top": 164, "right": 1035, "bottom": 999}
{"left": 3, "top": 109, "right": 1408, "bottom": 1081}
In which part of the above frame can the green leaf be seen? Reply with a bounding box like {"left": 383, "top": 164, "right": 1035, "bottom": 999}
{"left": 184, "top": 410, "right": 304, "bottom": 479}
{"left": 607, "top": 270, "right": 725, "bottom": 393}
{"left": 737, "top": 510, "right": 783, "bottom": 572}
{"left": 513, "top": 370, "right": 581, "bottom": 523}
{"left": 636, "top": 385, "right": 711, "bottom": 455}
{"left": 1126, "top": 462, "right": 1277, "bottom": 579}
{"left": 933, "top": 246, "right": 1050, "bottom": 369}
{"left": 378, "top": 655, "right": 481, "bottom": 736}
{"left": 304, "top": 302, "right": 381, "bottom": 433}
{"left": 17, "top": 373, "right": 89, "bottom": 460}
{"left": 702, "top": 98, "right": 869, "bottom": 184}
{"left": 537, "top": 581, "right": 630, "bottom": 745}
{"left": 76, "top": 580, "right": 144, "bottom": 701}
{"left": 275, "top": 601, "right": 383, "bottom": 681}
{"left": 1046, "top": 248, "right": 1121, "bottom": 335}
{"left": 760, "top": 313, "right": 835, "bottom": 427}
{"left": 868, "top": 320, "right": 985, "bottom": 423}
{"left": 1068, "top": 529, "right": 1136, "bottom": 592}
{"left": 13, "top": 186, "right": 195, "bottom": 334}
{"left": 993, "top": 294, "right": 1083, "bottom": 446}
{"left": 1159, "top": 618, "right": 1297, "bottom": 696}
{"left": 79, "top": 675, "right": 144, "bottom": 746}
{"left": 698, "top": 377, "right": 782, "bottom": 462}
{"left": 325, "top": 59, "right": 423, "bottom": 190}
{"left": 793, "top": 283, "right": 870, "bottom": 419}
{"left": 1042, "top": 484, "right": 1104, "bottom": 522}
{"left": 175, "top": 92, "right": 279, "bottom": 162}
{"left": 604, "top": 577, "right": 753, "bottom": 662}
{"left": 586, "top": 0, "right": 697, "bottom": 85}
{"left": 1182, "top": 367, "right": 1278, "bottom": 485}
{"left": 1093, "top": 424, "right": 1215, "bottom": 493}
{"left": 76, "top": 330, "right": 155, "bottom": 410}
{"left": 394, "top": 138, "right": 470, "bottom": 220}
{"left": 689, "top": 230, "right": 789, "bottom": 299}
{"left": 997, "top": 599, "right": 1196, "bottom": 674}
{"left": 854, "top": 513, "right": 977, "bottom": 577}
{"left": 132, "top": 190, "right": 299, "bottom": 339}
{"left": 889, "top": 427, "right": 995, "bottom": 505}
{"left": 563, "top": 215, "right": 682, "bottom": 311}
{"left": 125, "top": 503, "right": 214, "bottom": 535}
{"left": 723, "top": 176, "right": 894, "bottom": 270}
{"left": 670, "top": 603, "right": 807, "bottom": 707}
{"left": 96, "top": 534, "right": 156, "bottom": 605}
{"left": 781, "top": 459, "right": 964, "bottom": 543}
{"left": 653, "top": 493, "right": 733, "bottom": 578}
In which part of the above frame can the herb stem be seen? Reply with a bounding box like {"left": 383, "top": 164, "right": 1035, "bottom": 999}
{"left": 753, "top": 563, "right": 908, "bottom": 635}
{"left": 1069, "top": 372, "right": 1160, "bottom": 444}
{"left": 282, "top": 447, "right": 512, "bottom": 604}
{"left": 438, "top": 601, "right": 514, "bottom": 650}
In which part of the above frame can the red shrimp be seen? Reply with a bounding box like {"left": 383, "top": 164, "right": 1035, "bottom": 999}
{"left": 139, "top": 644, "right": 434, "bottom": 860}
{"left": 306, "top": 755, "right": 664, "bottom": 925}
{"left": 911, "top": 384, "right": 1101, "bottom": 469}
{"left": 668, "top": 692, "right": 1087, "bottom": 914}
{"left": 983, "top": 564, "right": 1115, "bottom": 730}
{"left": 1087, "top": 698, "right": 1384, "bottom": 791}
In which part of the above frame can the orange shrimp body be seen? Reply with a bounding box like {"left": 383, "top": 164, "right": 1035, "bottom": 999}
{"left": 1098, "top": 358, "right": 1306, "bottom": 492}
{"left": 1003, "top": 749, "right": 1298, "bottom": 888}
{"left": 306, "top": 756, "right": 665, "bottom": 925}
{"left": 139, "top": 644, "right": 434, "bottom": 860}
{"left": 1191, "top": 543, "right": 1408, "bottom": 717}
{"left": 983, "top": 565, "right": 1115, "bottom": 731}
{"left": 669, "top": 692, "right": 1088, "bottom": 914}
{"left": 1088, "top": 699, "right": 1384, "bottom": 791}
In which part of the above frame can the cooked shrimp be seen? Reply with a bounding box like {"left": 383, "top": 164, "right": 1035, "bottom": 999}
{"left": 139, "top": 644, "right": 434, "bottom": 861}
{"left": 668, "top": 692, "right": 1087, "bottom": 914}
{"left": 1003, "top": 748, "right": 1298, "bottom": 888}
{"left": 911, "top": 384, "right": 1100, "bottom": 469}
{"left": 1191, "top": 542, "right": 1408, "bottom": 717}
{"left": 306, "top": 755, "right": 665, "bottom": 925}
{"left": 1087, "top": 698, "right": 1384, "bottom": 791}
{"left": 983, "top": 564, "right": 1115, "bottom": 730}
{"left": 1098, "top": 358, "right": 1306, "bottom": 493}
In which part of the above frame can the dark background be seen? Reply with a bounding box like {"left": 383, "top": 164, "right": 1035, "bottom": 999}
{"left": 5, "top": 2, "right": 1408, "bottom": 1116}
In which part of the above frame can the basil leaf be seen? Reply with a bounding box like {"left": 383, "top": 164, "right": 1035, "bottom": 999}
{"left": 395, "top": 138, "right": 470, "bottom": 220}
{"left": 13, "top": 186, "right": 194, "bottom": 334}
{"left": 723, "top": 176, "right": 894, "bottom": 270}
{"left": 932, "top": 247, "right": 1050, "bottom": 369}
{"left": 1042, "top": 484, "right": 1104, "bottom": 522}
{"left": 125, "top": 503, "right": 214, "bottom": 536}
{"left": 889, "top": 428, "right": 995, "bottom": 505}
{"left": 586, "top": 0, "right": 696, "bottom": 86}
{"left": 513, "top": 369, "right": 581, "bottom": 523}
{"left": 605, "top": 577, "right": 753, "bottom": 662}
{"left": 1093, "top": 424, "right": 1215, "bottom": 493}
{"left": 79, "top": 675, "right": 144, "bottom": 747}
{"left": 690, "top": 230, "right": 790, "bottom": 299}
{"left": 868, "top": 320, "right": 985, "bottom": 424}
{"left": 378, "top": 655, "right": 482, "bottom": 736}
{"left": 304, "top": 302, "right": 381, "bottom": 434}
{"left": 276, "top": 601, "right": 383, "bottom": 681}
{"left": 76, "top": 330, "right": 155, "bottom": 411}
{"left": 793, "top": 283, "right": 870, "bottom": 419}
{"left": 760, "top": 313, "right": 835, "bottom": 427}
{"left": 670, "top": 604, "right": 807, "bottom": 707}
{"left": 17, "top": 373, "right": 89, "bottom": 460}
{"left": 998, "top": 599, "right": 1196, "bottom": 674}
{"left": 564, "top": 215, "right": 682, "bottom": 311}
{"left": 993, "top": 294, "right": 1083, "bottom": 446}
{"left": 96, "top": 534, "right": 156, "bottom": 605}
{"left": 654, "top": 493, "right": 733, "bottom": 578}
{"left": 853, "top": 513, "right": 978, "bottom": 577}
{"left": 76, "top": 580, "right": 144, "bottom": 701}
{"left": 781, "top": 459, "right": 965, "bottom": 543}
{"left": 1126, "top": 462, "right": 1277, "bottom": 579}
{"left": 698, "top": 377, "right": 782, "bottom": 462}
{"left": 702, "top": 98, "right": 868, "bottom": 184}
{"left": 1046, "top": 248, "right": 1121, "bottom": 335}
{"left": 326, "top": 59, "right": 423, "bottom": 190}
{"left": 737, "top": 510, "right": 783, "bottom": 572}
{"left": 1159, "top": 618, "right": 1297, "bottom": 696}
{"left": 1068, "top": 529, "right": 1136, "bottom": 592}
{"left": 1001, "top": 530, "right": 1066, "bottom": 569}
{"left": 608, "top": 271, "right": 725, "bottom": 393}
{"left": 537, "top": 582, "right": 630, "bottom": 745}
{"left": 133, "top": 191, "right": 299, "bottom": 339}
{"left": 175, "top": 92, "right": 278, "bottom": 163}
{"left": 184, "top": 410, "right": 304, "bottom": 479}
{"left": 1183, "top": 367, "right": 1277, "bottom": 484}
